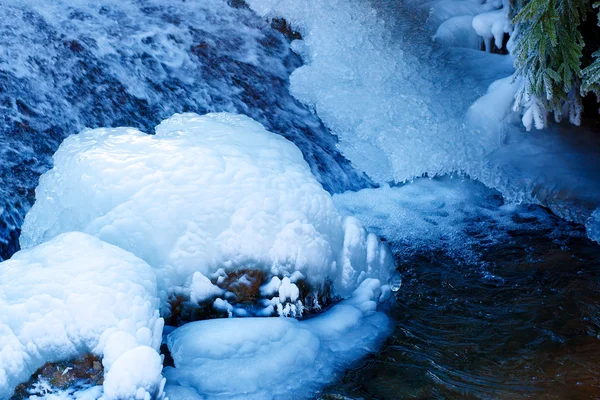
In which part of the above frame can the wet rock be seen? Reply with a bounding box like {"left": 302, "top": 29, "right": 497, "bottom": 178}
{"left": 11, "top": 354, "right": 103, "bottom": 399}
{"left": 218, "top": 269, "right": 265, "bottom": 304}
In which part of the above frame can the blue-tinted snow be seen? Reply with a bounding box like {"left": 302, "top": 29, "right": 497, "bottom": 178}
{"left": 0, "top": 0, "right": 370, "bottom": 259}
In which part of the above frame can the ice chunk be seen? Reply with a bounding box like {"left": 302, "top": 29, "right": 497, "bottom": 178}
{"left": 336, "top": 217, "right": 393, "bottom": 297}
{"left": 21, "top": 113, "right": 392, "bottom": 302}
{"left": 163, "top": 278, "right": 393, "bottom": 400}
{"left": 188, "top": 272, "right": 225, "bottom": 303}
{"left": 472, "top": 9, "right": 510, "bottom": 52}
{"left": 0, "top": 232, "right": 164, "bottom": 399}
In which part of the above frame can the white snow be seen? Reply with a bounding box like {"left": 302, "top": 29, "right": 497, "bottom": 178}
{"left": 466, "top": 75, "right": 520, "bottom": 132}
{"left": 261, "top": 275, "right": 305, "bottom": 318}
{"left": 0, "top": 232, "right": 165, "bottom": 399}
{"left": 103, "top": 346, "right": 165, "bottom": 400}
{"left": 163, "top": 278, "right": 393, "bottom": 400}
{"left": 20, "top": 113, "right": 392, "bottom": 303}
{"left": 434, "top": 15, "right": 481, "bottom": 49}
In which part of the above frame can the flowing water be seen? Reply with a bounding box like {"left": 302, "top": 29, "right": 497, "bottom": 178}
{"left": 325, "top": 208, "right": 600, "bottom": 399}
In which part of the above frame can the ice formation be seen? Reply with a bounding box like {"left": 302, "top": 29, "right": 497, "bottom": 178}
{"left": 0, "top": 232, "right": 165, "bottom": 399}
{"left": 163, "top": 279, "right": 393, "bottom": 400}
{"left": 6, "top": 112, "right": 395, "bottom": 397}
{"left": 244, "top": 0, "right": 502, "bottom": 184}
{"left": 471, "top": 8, "right": 510, "bottom": 52}
{"left": 245, "top": 0, "right": 600, "bottom": 241}
{"left": 333, "top": 176, "right": 573, "bottom": 262}
{"left": 21, "top": 112, "right": 392, "bottom": 304}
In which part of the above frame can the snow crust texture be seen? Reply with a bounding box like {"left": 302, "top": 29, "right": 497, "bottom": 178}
{"left": 20, "top": 113, "right": 392, "bottom": 302}
{"left": 164, "top": 278, "right": 393, "bottom": 400}
{"left": 0, "top": 232, "right": 165, "bottom": 400}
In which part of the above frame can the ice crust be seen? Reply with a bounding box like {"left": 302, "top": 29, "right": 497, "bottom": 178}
{"left": 164, "top": 278, "right": 393, "bottom": 400}
{"left": 244, "top": 0, "right": 496, "bottom": 184}
{"left": 245, "top": 0, "right": 600, "bottom": 240}
{"left": 0, "top": 232, "right": 165, "bottom": 399}
{"left": 20, "top": 113, "right": 392, "bottom": 301}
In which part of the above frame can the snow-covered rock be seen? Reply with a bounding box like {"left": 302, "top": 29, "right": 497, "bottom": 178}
{"left": 0, "top": 232, "right": 164, "bottom": 399}
{"left": 20, "top": 113, "right": 392, "bottom": 305}
{"left": 163, "top": 278, "right": 393, "bottom": 400}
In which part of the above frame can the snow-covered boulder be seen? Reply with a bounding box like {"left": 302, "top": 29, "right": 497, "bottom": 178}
{"left": 20, "top": 113, "right": 392, "bottom": 311}
{"left": 163, "top": 278, "right": 393, "bottom": 400}
{"left": 0, "top": 232, "right": 165, "bottom": 399}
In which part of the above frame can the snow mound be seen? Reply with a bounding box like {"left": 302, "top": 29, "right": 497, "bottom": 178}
{"left": 0, "top": 232, "right": 164, "bottom": 399}
{"left": 163, "top": 278, "right": 393, "bottom": 400}
{"left": 20, "top": 112, "right": 392, "bottom": 303}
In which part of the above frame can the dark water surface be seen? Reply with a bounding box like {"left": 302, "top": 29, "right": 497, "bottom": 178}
{"left": 326, "top": 212, "right": 600, "bottom": 399}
